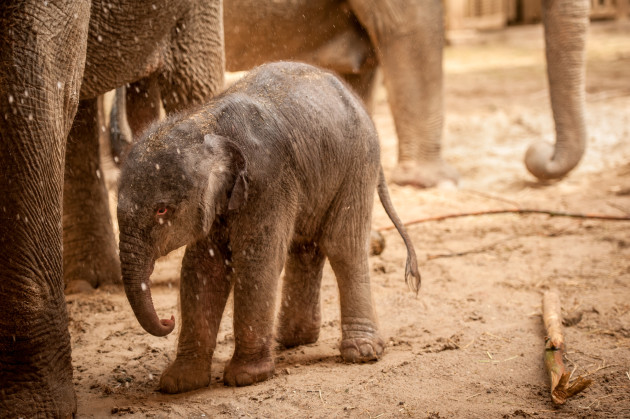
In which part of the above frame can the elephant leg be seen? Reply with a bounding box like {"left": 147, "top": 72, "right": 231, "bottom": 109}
{"left": 342, "top": 64, "right": 379, "bottom": 115}
{"left": 109, "top": 76, "right": 162, "bottom": 167}
{"left": 324, "top": 233, "right": 384, "bottom": 362}
{"left": 109, "top": 86, "right": 133, "bottom": 166}
{"left": 159, "top": 238, "right": 232, "bottom": 394}
{"left": 525, "top": 0, "right": 589, "bottom": 180}
{"left": 322, "top": 183, "right": 384, "bottom": 363}
{"left": 349, "top": 0, "right": 458, "bottom": 188}
{"left": 63, "top": 97, "right": 121, "bottom": 293}
{"left": 343, "top": 64, "right": 389, "bottom": 258}
{"left": 223, "top": 223, "right": 288, "bottom": 387}
{"left": 276, "top": 242, "right": 326, "bottom": 348}
{"left": 0, "top": 2, "right": 90, "bottom": 416}
{"left": 158, "top": 2, "right": 224, "bottom": 114}
{"left": 126, "top": 76, "right": 162, "bottom": 137}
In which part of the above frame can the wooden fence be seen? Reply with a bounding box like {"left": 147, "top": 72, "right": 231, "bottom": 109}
{"left": 445, "top": 0, "right": 630, "bottom": 32}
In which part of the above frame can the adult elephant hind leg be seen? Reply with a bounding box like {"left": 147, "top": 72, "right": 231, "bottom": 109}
{"left": 64, "top": 97, "right": 121, "bottom": 293}
{"left": 109, "top": 87, "right": 133, "bottom": 166}
{"left": 276, "top": 242, "right": 326, "bottom": 348}
{"left": 125, "top": 75, "right": 162, "bottom": 137}
{"left": 349, "top": 0, "right": 458, "bottom": 188}
{"left": 160, "top": 239, "right": 232, "bottom": 394}
{"left": 341, "top": 62, "right": 379, "bottom": 115}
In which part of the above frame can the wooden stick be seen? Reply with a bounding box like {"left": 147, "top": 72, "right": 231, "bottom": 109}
{"left": 543, "top": 291, "right": 592, "bottom": 405}
{"left": 377, "top": 209, "right": 630, "bottom": 232}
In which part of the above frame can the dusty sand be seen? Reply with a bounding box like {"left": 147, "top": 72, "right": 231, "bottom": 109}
{"left": 69, "top": 21, "right": 630, "bottom": 417}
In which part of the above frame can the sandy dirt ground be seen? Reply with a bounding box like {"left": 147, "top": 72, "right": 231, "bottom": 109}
{"left": 69, "top": 22, "right": 630, "bottom": 417}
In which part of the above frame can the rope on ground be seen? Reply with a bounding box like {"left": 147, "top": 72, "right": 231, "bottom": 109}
{"left": 377, "top": 209, "right": 630, "bottom": 232}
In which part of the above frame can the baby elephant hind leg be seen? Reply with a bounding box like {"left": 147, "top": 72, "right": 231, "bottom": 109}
{"left": 159, "top": 238, "right": 232, "bottom": 394}
{"left": 276, "top": 242, "right": 326, "bottom": 348}
{"left": 323, "top": 215, "right": 384, "bottom": 363}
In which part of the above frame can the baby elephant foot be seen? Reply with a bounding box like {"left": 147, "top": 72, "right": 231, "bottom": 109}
{"left": 277, "top": 325, "right": 320, "bottom": 348}
{"left": 370, "top": 230, "right": 385, "bottom": 256}
{"left": 276, "top": 305, "right": 321, "bottom": 348}
{"left": 340, "top": 334, "right": 385, "bottom": 363}
{"left": 159, "top": 357, "right": 211, "bottom": 394}
{"left": 223, "top": 352, "right": 275, "bottom": 387}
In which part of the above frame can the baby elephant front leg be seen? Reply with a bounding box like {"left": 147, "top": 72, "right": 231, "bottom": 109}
{"left": 224, "top": 280, "right": 277, "bottom": 386}
{"left": 159, "top": 239, "right": 232, "bottom": 393}
{"left": 223, "top": 238, "right": 283, "bottom": 387}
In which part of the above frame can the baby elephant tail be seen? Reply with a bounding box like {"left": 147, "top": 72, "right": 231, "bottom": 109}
{"left": 377, "top": 167, "right": 422, "bottom": 293}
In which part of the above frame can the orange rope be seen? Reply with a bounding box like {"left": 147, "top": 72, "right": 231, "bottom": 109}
{"left": 377, "top": 209, "right": 630, "bottom": 232}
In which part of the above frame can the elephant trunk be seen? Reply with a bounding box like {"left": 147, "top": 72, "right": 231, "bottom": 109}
{"left": 524, "top": 131, "right": 586, "bottom": 181}
{"left": 119, "top": 232, "right": 175, "bottom": 337}
{"left": 525, "top": 0, "right": 589, "bottom": 180}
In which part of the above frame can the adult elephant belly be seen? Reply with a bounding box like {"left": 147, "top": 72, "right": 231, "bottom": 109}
{"left": 224, "top": 0, "right": 374, "bottom": 76}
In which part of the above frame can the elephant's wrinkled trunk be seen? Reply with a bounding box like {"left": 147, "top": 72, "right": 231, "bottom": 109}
{"left": 524, "top": 132, "right": 586, "bottom": 181}
{"left": 525, "top": 0, "right": 589, "bottom": 181}
{"left": 120, "top": 233, "right": 175, "bottom": 337}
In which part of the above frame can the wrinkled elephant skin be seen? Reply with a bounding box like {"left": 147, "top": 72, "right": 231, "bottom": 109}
{"left": 111, "top": 0, "right": 456, "bottom": 188}
{"left": 117, "top": 62, "right": 420, "bottom": 393}
{"left": 113, "top": 0, "right": 589, "bottom": 188}
{"left": 0, "top": 1, "right": 224, "bottom": 416}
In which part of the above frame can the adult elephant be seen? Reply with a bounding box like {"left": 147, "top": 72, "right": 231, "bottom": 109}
{"left": 113, "top": 0, "right": 589, "bottom": 187}
{"left": 226, "top": 0, "right": 589, "bottom": 182}
{"left": 0, "top": 0, "right": 224, "bottom": 416}
{"left": 113, "top": 0, "right": 456, "bottom": 188}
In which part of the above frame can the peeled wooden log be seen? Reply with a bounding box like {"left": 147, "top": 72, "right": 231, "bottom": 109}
{"left": 542, "top": 291, "right": 592, "bottom": 405}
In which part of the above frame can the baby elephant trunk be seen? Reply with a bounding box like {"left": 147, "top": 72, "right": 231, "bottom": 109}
{"left": 119, "top": 233, "right": 175, "bottom": 337}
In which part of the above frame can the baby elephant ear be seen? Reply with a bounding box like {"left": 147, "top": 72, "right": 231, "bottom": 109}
{"left": 229, "top": 169, "right": 247, "bottom": 211}
{"left": 226, "top": 140, "right": 248, "bottom": 211}
{"left": 203, "top": 134, "right": 248, "bottom": 211}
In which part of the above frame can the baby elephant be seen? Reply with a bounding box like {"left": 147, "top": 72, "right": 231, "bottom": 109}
{"left": 117, "top": 62, "right": 420, "bottom": 393}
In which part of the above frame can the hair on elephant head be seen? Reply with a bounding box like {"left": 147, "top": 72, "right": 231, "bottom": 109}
{"left": 116, "top": 62, "right": 420, "bottom": 394}
{"left": 118, "top": 123, "right": 248, "bottom": 337}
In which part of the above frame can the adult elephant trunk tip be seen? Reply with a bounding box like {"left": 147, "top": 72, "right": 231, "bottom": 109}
{"left": 122, "top": 257, "right": 176, "bottom": 337}
{"left": 524, "top": 139, "right": 585, "bottom": 181}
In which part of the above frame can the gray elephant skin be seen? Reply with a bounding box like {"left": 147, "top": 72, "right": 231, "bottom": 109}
{"left": 0, "top": 0, "right": 588, "bottom": 415}
{"left": 226, "top": 0, "right": 590, "bottom": 183}
{"left": 113, "top": 0, "right": 454, "bottom": 187}
{"left": 114, "top": 0, "right": 589, "bottom": 188}
{"left": 117, "top": 62, "right": 421, "bottom": 393}
{"left": 0, "top": 1, "right": 223, "bottom": 416}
